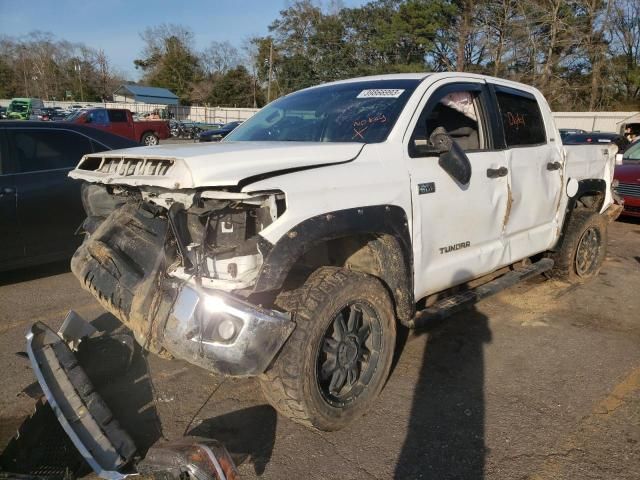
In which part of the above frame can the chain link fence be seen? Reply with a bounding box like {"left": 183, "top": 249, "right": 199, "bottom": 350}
{"left": 0, "top": 99, "right": 259, "bottom": 125}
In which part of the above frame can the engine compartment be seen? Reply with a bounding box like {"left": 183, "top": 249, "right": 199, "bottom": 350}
{"left": 79, "top": 183, "right": 286, "bottom": 291}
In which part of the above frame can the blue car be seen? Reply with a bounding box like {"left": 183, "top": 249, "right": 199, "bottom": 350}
{"left": 198, "top": 121, "right": 243, "bottom": 142}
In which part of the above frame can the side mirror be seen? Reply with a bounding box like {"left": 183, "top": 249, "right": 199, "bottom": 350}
{"left": 615, "top": 153, "right": 624, "bottom": 165}
{"left": 429, "top": 128, "right": 472, "bottom": 185}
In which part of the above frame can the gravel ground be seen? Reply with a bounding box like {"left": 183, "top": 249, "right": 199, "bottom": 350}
{"left": 0, "top": 217, "right": 638, "bottom": 480}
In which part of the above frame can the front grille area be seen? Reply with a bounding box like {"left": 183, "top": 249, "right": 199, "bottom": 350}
{"left": 614, "top": 183, "right": 640, "bottom": 198}
{"left": 79, "top": 156, "right": 173, "bottom": 176}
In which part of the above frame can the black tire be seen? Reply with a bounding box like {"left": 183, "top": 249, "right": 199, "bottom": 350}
{"left": 549, "top": 209, "right": 607, "bottom": 282}
{"left": 141, "top": 132, "right": 159, "bottom": 146}
{"left": 259, "top": 267, "right": 396, "bottom": 431}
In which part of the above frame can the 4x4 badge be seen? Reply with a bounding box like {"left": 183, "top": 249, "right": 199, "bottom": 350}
{"left": 418, "top": 182, "right": 436, "bottom": 195}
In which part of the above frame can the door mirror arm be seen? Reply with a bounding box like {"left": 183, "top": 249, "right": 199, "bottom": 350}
{"left": 430, "top": 127, "right": 473, "bottom": 186}
{"left": 412, "top": 127, "right": 453, "bottom": 155}
{"left": 411, "top": 127, "right": 472, "bottom": 185}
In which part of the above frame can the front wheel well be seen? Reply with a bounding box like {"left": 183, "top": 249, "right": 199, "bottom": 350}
{"left": 276, "top": 234, "right": 414, "bottom": 323}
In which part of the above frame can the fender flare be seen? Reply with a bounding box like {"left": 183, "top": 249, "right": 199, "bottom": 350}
{"left": 253, "top": 205, "right": 415, "bottom": 321}
{"left": 553, "top": 178, "right": 607, "bottom": 251}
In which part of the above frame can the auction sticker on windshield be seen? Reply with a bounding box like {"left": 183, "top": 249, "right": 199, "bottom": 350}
{"left": 357, "top": 89, "right": 405, "bottom": 98}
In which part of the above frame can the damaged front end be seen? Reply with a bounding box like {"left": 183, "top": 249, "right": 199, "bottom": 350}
{"left": 70, "top": 183, "right": 294, "bottom": 377}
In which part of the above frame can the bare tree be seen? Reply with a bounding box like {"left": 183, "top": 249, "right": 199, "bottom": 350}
{"left": 201, "top": 41, "right": 241, "bottom": 75}
{"left": 609, "top": 0, "right": 640, "bottom": 107}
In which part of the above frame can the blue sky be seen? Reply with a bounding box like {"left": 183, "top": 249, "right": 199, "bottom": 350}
{"left": 0, "top": 0, "right": 368, "bottom": 80}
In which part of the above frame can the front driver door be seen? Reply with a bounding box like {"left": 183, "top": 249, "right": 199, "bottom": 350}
{"left": 0, "top": 129, "right": 24, "bottom": 266}
{"left": 405, "top": 79, "right": 510, "bottom": 299}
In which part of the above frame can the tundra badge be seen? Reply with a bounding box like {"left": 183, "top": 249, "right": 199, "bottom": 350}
{"left": 418, "top": 182, "right": 436, "bottom": 195}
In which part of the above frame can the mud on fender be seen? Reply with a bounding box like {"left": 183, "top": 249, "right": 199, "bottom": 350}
{"left": 71, "top": 202, "right": 170, "bottom": 352}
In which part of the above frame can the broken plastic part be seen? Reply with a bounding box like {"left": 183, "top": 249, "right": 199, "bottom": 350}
{"left": 57, "top": 310, "right": 98, "bottom": 350}
{"left": 26, "top": 322, "right": 137, "bottom": 480}
{"left": 137, "top": 437, "right": 240, "bottom": 480}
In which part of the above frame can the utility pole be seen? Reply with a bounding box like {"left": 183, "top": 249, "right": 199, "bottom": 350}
{"left": 267, "top": 41, "right": 273, "bottom": 103}
{"left": 75, "top": 62, "right": 84, "bottom": 102}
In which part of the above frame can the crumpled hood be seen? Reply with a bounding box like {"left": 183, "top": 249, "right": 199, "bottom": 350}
{"left": 69, "top": 141, "right": 364, "bottom": 189}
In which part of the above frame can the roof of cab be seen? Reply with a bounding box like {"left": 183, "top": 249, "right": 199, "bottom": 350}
{"left": 299, "top": 72, "right": 544, "bottom": 98}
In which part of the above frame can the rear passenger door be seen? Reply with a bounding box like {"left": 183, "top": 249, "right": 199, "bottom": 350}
{"left": 7, "top": 128, "right": 92, "bottom": 260}
{"left": 0, "top": 129, "right": 24, "bottom": 265}
{"left": 491, "top": 85, "right": 564, "bottom": 261}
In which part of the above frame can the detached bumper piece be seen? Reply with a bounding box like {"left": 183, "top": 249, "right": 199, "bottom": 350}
{"left": 26, "top": 322, "right": 136, "bottom": 480}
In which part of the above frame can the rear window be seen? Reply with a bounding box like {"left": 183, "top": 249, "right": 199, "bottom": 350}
{"left": 108, "top": 110, "right": 128, "bottom": 122}
{"left": 495, "top": 90, "right": 546, "bottom": 147}
{"left": 564, "top": 134, "right": 612, "bottom": 144}
{"left": 564, "top": 134, "right": 630, "bottom": 151}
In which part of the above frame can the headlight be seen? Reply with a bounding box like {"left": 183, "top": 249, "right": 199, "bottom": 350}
{"left": 193, "top": 294, "right": 243, "bottom": 344}
{"left": 203, "top": 295, "right": 226, "bottom": 312}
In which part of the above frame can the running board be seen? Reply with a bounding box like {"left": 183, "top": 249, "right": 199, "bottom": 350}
{"left": 408, "top": 258, "right": 554, "bottom": 329}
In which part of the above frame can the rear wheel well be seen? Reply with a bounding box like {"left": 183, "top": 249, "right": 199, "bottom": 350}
{"left": 140, "top": 130, "right": 157, "bottom": 140}
{"left": 576, "top": 190, "right": 605, "bottom": 211}
{"left": 277, "top": 234, "right": 414, "bottom": 323}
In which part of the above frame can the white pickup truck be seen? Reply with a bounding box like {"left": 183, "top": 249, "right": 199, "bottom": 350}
{"left": 26, "top": 73, "right": 621, "bottom": 476}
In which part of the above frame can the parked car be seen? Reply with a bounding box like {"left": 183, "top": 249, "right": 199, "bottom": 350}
{"left": 37, "top": 107, "right": 54, "bottom": 121}
{"left": 614, "top": 139, "right": 640, "bottom": 217}
{"left": 0, "top": 121, "right": 139, "bottom": 272}
{"left": 197, "top": 121, "right": 243, "bottom": 142}
{"left": 563, "top": 131, "right": 630, "bottom": 152}
{"left": 37, "top": 107, "right": 67, "bottom": 121}
{"left": 6, "top": 98, "right": 45, "bottom": 120}
{"left": 66, "top": 107, "right": 170, "bottom": 145}
{"left": 559, "top": 128, "right": 586, "bottom": 141}
{"left": 49, "top": 73, "right": 619, "bottom": 463}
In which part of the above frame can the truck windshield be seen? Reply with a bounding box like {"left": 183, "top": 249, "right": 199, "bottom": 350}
{"left": 9, "top": 102, "right": 28, "bottom": 113}
{"left": 225, "top": 80, "right": 420, "bottom": 143}
{"left": 65, "top": 110, "right": 86, "bottom": 122}
{"left": 623, "top": 141, "right": 640, "bottom": 161}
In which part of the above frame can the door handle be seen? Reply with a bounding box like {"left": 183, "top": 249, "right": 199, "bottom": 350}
{"left": 547, "top": 161, "right": 562, "bottom": 171}
{"left": 486, "top": 166, "right": 508, "bottom": 178}
{"left": 0, "top": 186, "right": 15, "bottom": 197}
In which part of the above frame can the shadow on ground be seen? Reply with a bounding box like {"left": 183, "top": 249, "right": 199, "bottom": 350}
{"left": 0, "top": 398, "right": 88, "bottom": 478}
{"left": 0, "top": 260, "right": 70, "bottom": 287}
{"left": 55, "top": 313, "right": 166, "bottom": 456}
{"left": 189, "top": 405, "right": 278, "bottom": 475}
{"left": 394, "top": 304, "right": 491, "bottom": 480}
{"left": 617, "top": 215, "right": 640, "bottom": 226}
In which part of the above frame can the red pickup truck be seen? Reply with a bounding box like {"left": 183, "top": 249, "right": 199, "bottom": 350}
{"left": 66, "top": 108, "right": 170, "bottom": 145}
